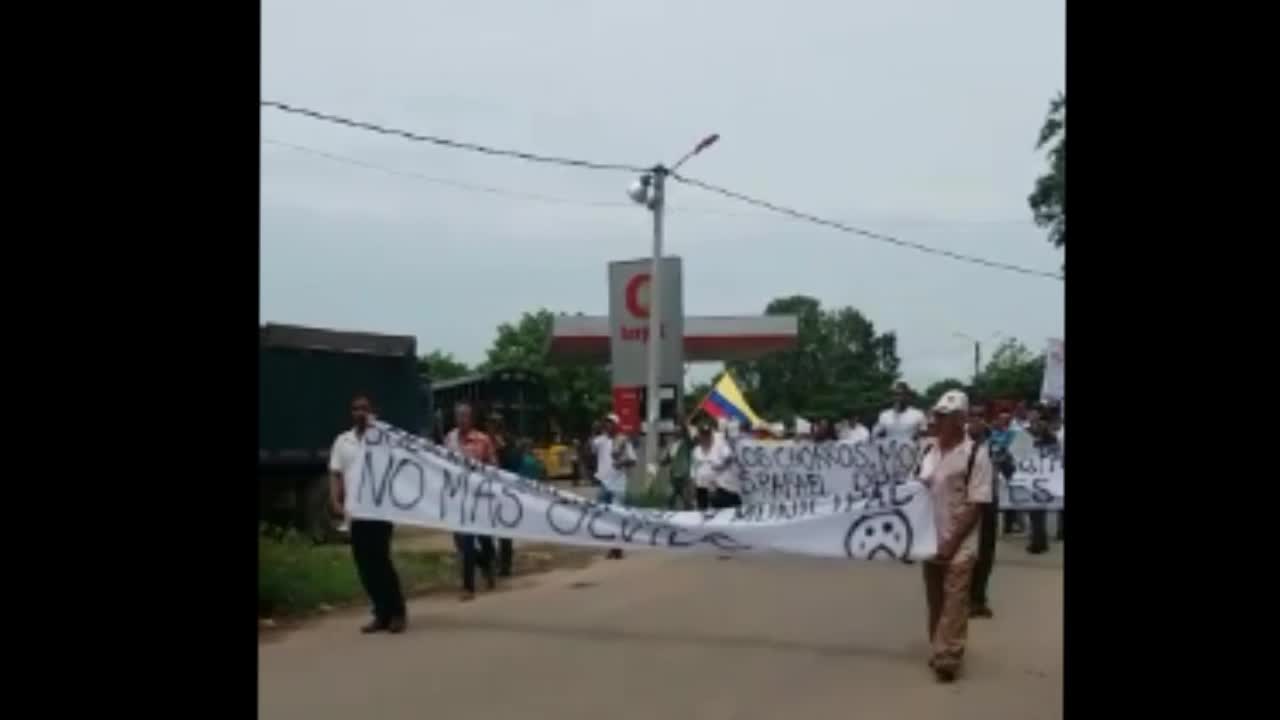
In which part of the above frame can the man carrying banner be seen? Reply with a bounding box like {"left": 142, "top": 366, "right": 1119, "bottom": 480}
{"left": 917, "top": 390, "right": 994, "bottom": 682}
{"left": 989, "top": 412, "right": 1023, "bottom": 535}
{"left": 593, "top": 413, "right": 634, "bottom": 559}
{"left": 486, "top": 412, "right": 518, "bottom": 578}
{"left": 329, "top": 394, "right": 407, "bottom": 633}
{"left": 1026, "top": 415, "right": 1061, "bottom": 555}
{"left": 690, "top": 423, "right": 727, "bottom": 510}
{"left": 445, "top": 402, "right": 499, "bottom": 600}
{"left": 966, "top": 406, "right": 1001, "bottom": 620}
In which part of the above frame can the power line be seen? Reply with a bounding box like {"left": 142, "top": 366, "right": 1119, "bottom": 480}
{"left": 264, "top": 137, "right": 1033, "bottom": 227}
{"left": 262, "top": 137, "right": 753, "bottom": 218}
{"left": 262, "top": 100, "right": 1058, "bottom": 279}
{"left": 262, "top": 100, "right": 649, "bottom": 174}
{"left": 672, "top": 172, "right": 1064, "bottom": 281}
{"left": 262, "top": 138, "right": 630, "bottom": 209}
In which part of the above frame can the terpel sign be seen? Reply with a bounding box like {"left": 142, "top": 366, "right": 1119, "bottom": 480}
{"left": 619, "top": 272, "right": 669, "bottom": 342}
{"left": 607, "top": 257, "right": 684, "bottom": 388}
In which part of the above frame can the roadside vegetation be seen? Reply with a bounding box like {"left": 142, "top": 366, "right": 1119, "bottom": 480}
{"left": 259, "top": 526, "right": 596, "bottom": 622}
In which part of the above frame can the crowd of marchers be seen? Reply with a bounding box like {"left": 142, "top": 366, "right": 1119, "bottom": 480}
{"left": 325, "top": 383, "right": 1063, "bottom": 685}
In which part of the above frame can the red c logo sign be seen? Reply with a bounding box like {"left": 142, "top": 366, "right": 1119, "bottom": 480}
{"left": 625, "top": 273, "right": 651, "bottom": 319}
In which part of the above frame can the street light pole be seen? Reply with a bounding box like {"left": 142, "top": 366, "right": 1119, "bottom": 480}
{"left": 629, "top": 133, "right": 718, "bottom": 489}
{"left": 954, "top": 331, "right": 1005, "bottom": 386}
{"left": 642, "top": 166, "right": 667, "bottom": 488}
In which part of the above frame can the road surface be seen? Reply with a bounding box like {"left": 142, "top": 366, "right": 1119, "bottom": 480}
{"left": 259, "top": 537, "right": 1062, "bottom": 720}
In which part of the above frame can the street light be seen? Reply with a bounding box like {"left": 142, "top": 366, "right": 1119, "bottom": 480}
{"left": 953, "top": 331, "right": 1005, "bottom": 383}
{"left": 628, "top": 133, "right": 719, "bottom": 486}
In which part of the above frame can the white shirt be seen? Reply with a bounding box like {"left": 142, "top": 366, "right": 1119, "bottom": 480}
{"left": 593, "top": 434, "right": 635, "bottom": 494}
{"left": 841, "top": 423, "right": 871, "bottom": 444}
{"left": 691, "top": 437, "right": 737, "bottom": 493}
{"left": 917, "top": 438, "right": 994, "bottom": 562}
{"left": 328, "top": 427, "right": 364, "bottom": 513}
{"left": 875, "top": 407, "right": 927, "bottom": 440}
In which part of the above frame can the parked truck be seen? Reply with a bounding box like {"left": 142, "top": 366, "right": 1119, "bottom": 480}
{"left": 259, "top": 323, "right": 430, "bottom": 542}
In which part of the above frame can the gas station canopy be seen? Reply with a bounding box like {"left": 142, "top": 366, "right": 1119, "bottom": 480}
{"left": 550, "top": 314, "right": 798, "bottom": 363}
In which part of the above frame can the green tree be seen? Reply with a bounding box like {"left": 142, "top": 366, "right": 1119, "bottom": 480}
{"left": 418, "top": 349, "right": 470, "bottom": 381}
{"left": 923, "top": 378, "right": 970, "bottom": 409}
{"left": 727, "top": 295, "right": 902, "bottom": 421}
{"left": 972, "top": 339, "right": 1045, "bottom": 404}
{"left": 483, "top": 309, "right": 612, "bottom": 437}
{"left": 1028, "top": 92, "right": 1065, "bottom": 249}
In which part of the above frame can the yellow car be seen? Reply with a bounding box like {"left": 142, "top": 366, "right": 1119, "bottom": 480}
{"left": 533, "top": 443, "right": 577, "bottom": 480}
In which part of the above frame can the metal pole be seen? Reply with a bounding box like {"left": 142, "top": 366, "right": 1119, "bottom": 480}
{"left": 974, "top": 341, "right": 981, "bottom": 383}
{"left": 643, "top": 167, "right": 667, "bottom": 488}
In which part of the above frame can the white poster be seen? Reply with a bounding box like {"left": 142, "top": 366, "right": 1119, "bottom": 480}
{"left": 998, "top": 451, "right": 1065, "bottom": 510}
{"left": 347, "top": 423, "right": 938, "bottom": 561}
{"left": 731, "top": 438, "right": 922, "bottom": 507}
{"left": 1041, "top": 337, "right": 1065, "bottom": 402}
{"left": 730, "top": 437, "right": 1064, "bottom": 511}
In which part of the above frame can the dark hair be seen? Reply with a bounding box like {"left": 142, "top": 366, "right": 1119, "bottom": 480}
{"left": 351, "top": 392, "right": 375, "bottom": 408}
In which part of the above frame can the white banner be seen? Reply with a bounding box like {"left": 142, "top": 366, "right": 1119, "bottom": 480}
{"left": 998, "top": 451, "right": 1065, "bottom": 510}
{"left": 731, "top": 437, "right": 1064, "bottom": 511}
{"left": 346, "top": 423, "right": 937, "bottom": 561}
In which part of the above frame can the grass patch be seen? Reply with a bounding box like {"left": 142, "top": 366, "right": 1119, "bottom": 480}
{"left": 259, "top": 528, "right": 454, "bottom": 618}
{"left": 624, "top": 466, "right": 682, "bottom": 509}
{"left": 259, "top": 528, "right": 598, "bottom": 620}
{"left": 625, "top": 482, "right": 671, "bottom": 509}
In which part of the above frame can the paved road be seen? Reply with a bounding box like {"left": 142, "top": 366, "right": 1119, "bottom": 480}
{"left": 259, "top": 537, "right": 1062, "bottom": 720}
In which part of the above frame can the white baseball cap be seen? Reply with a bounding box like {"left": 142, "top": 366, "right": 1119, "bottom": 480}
{"left": 606, "top": 413, "right": 621, "bottom": 424}
{"left": 933, "top": 390, "right": 970, "bottom": 415}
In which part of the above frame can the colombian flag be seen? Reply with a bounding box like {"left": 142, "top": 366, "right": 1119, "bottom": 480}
{"left": 698, "top": 373, "right": 765, "bottom": 430}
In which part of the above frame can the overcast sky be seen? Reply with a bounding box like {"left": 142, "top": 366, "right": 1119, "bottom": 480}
{"left": 261, "top": 0, "right": 1064, "bottom": 389}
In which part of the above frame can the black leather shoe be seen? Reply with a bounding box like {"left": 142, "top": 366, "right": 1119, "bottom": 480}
{"left": 387, "top": 616, "right": 407, "bottom": 634}
{"left": 360, "top": 619, "right": 389, "bottom": 634}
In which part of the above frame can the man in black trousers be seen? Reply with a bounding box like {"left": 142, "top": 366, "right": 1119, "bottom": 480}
{"left": 1026, "top": 415, "right": 1062, "bottom": 554}
{"left": 486, "top": 412, "right": 519, "bottom": 577}
{"left": 967, "top": 405, "right": 1004, "bottom": 619}
{"left": 445, "top": 402, "right": 498, "bottom": 600}
{"left": 329, "top": 394, "right": 407, "bottom": 634}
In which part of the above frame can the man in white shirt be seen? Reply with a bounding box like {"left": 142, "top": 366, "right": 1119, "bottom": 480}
{"left": 329, "top": 394, "right": 406, "bottom": 634}
{"left": 916, "top": 389, "right": 994, "bottom": 683}
{"left": 875, "top": 382, "right": 928, "bottom": 441}
{"left": 592, "top": 413, "right": 635, "bottom": 559}
{"left": 691, "top": 423, "right": 739, "bottom": 510}
{"left": 840, "top": 412, "right": 871, "bottom": 444}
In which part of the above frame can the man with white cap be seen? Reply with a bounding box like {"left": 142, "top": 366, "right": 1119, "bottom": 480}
{"left": 916, "top": 389, "right": 994, "bottom": 683}
{"left": 592, "top": 413, "right": 635, "bottom": 559}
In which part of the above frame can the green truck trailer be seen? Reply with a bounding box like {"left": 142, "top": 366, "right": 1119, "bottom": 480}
{"left": 259, "top": 323, "right": 430, "bottom": 542}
